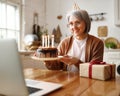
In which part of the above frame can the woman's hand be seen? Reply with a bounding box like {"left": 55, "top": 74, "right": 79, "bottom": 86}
{"left": 59, "top": 55, "right": 80, "bottom": 65}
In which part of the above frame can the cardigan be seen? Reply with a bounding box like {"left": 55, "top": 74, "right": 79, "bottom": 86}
{"left": 45, "top": 34, "right": 104, "bottom": 70}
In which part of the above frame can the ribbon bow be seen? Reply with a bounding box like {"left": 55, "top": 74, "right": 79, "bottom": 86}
{"left": 89, "top": 61, "right": 106, "bottom": 79}
{"left": 90, "top": 61, "right": 106, "bottom": 65}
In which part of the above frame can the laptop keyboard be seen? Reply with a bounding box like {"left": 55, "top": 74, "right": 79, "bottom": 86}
{"left": 27, "top": 86, "right": 42, "bottom": 94}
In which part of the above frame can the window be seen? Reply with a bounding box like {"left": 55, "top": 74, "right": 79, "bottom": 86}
{"left": 0, "top": 0, "right": 20, "bottom": 48}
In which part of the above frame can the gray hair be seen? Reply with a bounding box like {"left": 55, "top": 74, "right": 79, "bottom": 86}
{"left": 66, "top": 10, "right": 91, "bottom": 33}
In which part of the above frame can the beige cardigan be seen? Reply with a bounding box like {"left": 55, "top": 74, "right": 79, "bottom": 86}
{"left": 45, "top": 34, "right": 104, "bottom": 70}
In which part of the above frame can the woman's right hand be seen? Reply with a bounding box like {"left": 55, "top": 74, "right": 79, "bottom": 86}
{"left": 59, "top": 55, "right": 80, "bottom": 65}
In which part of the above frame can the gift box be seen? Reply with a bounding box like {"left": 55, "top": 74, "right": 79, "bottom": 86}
{"left": 79, "top": 61, "right": 116, "bottom": 80}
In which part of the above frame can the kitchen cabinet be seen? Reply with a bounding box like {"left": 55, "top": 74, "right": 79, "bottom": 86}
{"left": 114, "top": 0, "right": 120, "bottom": 25}
{"left": 104, "top": 49, "right": 120, "bottom": 76}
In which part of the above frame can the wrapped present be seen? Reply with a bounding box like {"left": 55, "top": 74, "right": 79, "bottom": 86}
{"left": 79, "top": 61, "right": 116, "bottom": 80}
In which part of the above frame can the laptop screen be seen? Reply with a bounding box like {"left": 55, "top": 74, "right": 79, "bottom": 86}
{"left": 0, "top": 39, "right": 62, "bottom": 96}
{"left": 0, "top": 39, "right": 29, "bottom": 96}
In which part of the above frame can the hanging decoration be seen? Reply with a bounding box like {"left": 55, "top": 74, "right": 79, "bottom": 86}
{"left": 32, "top": 12, "right": 41, "bottom": 41}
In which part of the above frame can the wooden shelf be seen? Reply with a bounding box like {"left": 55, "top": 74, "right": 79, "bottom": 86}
{"left": 104, "top": 48, "right": 120, "bottom": 52}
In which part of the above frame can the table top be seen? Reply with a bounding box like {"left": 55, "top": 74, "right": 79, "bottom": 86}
{"left": 24, "top": 68, "right": 120, "bottom": 96}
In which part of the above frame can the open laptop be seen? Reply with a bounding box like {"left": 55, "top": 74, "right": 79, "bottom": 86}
{"left": 0, "top": 39, "right": 62, "bottom": 96}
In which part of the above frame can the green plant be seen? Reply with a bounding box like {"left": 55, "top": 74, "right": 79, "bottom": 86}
{"left": 105, "top": 42, "right": 117, "bottom": 49}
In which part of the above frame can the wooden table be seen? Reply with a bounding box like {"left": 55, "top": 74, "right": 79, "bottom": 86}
{"left": 24, "top": 68, "right": 120, "bottom": 96}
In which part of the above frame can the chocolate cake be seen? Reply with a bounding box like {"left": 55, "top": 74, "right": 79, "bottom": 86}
{"left": 36, "top": 47, "right": 58, "bottom": 58}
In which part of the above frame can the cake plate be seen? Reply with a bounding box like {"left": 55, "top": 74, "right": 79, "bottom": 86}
{"left": 31, "top": 56, "right": 63, "bottom": 61}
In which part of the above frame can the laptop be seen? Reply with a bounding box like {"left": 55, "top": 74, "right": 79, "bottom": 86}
{"left": 0, "top": 39, "right": 62, "bottom": 96}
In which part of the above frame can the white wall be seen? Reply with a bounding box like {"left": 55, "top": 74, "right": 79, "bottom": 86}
{"left": 46, "top": 0, "right": 120, "bottom": 41}
{"left": 21, "top": 0, "right": 46, "bottom": 49}
{"left": 24, "top": 0, "right": 46, "bottom": 35}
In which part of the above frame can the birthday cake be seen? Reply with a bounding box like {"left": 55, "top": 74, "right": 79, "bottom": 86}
{"left": 35, "top": 34, "right": 58, "bottom": 58}
{"left": 36, "top": 47, "right": 58, "bottom": 58}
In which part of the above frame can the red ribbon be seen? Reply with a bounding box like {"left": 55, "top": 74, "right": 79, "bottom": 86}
{"left": 90, "top": 61, "right": 106, "bottom": 65}
{"left": 89, "top": 61, "right": 106, "bottom": 79}
{"left": 89, "top": 61, "right": 113, "bottom": 79}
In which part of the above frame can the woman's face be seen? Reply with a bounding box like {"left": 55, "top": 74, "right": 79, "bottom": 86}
{"left": 68, "top": 15, "right": 86, "bottom": 38}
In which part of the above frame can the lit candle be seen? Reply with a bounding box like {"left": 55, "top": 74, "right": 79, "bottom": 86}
{"left": 42, "top": 35, "right": 45, "bottom": 47}
{"left": 51, "top": 35, "right": 54, "bottom": 47}
{"left": 47, "top": 35, "right": 50, "bottom": 47}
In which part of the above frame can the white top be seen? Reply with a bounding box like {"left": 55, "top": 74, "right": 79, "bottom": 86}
{"left": 67, "top": 37, "right": 87, "bottom": 72}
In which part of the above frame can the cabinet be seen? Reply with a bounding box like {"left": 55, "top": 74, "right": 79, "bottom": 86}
{"left": 114, "top": 0, "right": 120, "bottom": 25}
{"left": 104, "top": 49, "right": 120, "bottom": 76}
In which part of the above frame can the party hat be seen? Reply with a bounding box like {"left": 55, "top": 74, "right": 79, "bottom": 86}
{"left": 73, "top": 2, "right": 80, "bottom": 10}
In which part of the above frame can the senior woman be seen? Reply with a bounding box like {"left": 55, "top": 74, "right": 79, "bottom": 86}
{"left": 45, "top": 9, "right": 104, "bottom": 72}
